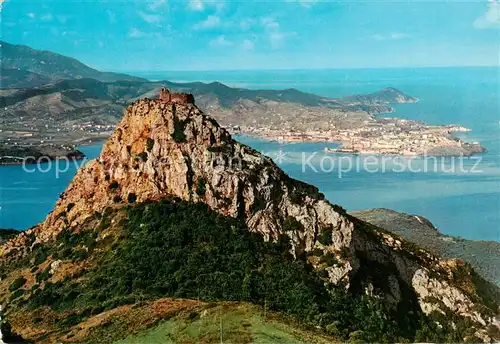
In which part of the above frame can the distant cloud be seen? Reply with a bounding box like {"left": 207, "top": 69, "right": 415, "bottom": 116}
{"left": 242, "top": 39, "right": 255, "bottom": 50}
{"left": 474, "top": 0, "right": 500, "bottom": 29}
{"left": 269, "top": 32, "right": 285, "bottom": 48}
{"left": 188, "top": 0, "right": 224, "bottom": 12}
{"left": 372, "top": 32, "right": 410, "bottom": 40}
{"left": 107, "top": 10, "right": 116, "bottom": 24}
{"left": 139, "top": 10, "right": 162, "bottom": 24}
{"left": 57, "top": 15, "right": 69, "bottom": 24}
{"left": 189, "top": 0, "right": 204, "bottom": 11}
{"left": 40, "top": 13, "right": 53, "bottom": 21}
{"left": 260, "top": 17, "right": 294, "bottom": 49}
{"left": 269, "top": 31, "right": 296, "bottom": 49}
{"left": 239, "top": 19, "right": 255, "bottom": 30}
{"left": 27, "top": 12, "right": 35, "bottom": 19}
{"left": 210, "top": 35, "right": 233, "bottom": 47}
{"left": 148, "top": 0, "right": 167, "bottom": 11}
{"left": 193, "top": 15, "right": 220, "bottom": 29}
{"left": 128, "top": 27, "right": 167, "bottom": 41}
{"left": 261, "top": 17, "right": 279, "bottom": 31}
{"left": 390, "top": 33, "right": 408, "bottom": 39}
{"left": 129, "top": 27, "right": 146, "bottom": 38}
{"left": 285, "top": 0, "right": 318, "bottom": 8}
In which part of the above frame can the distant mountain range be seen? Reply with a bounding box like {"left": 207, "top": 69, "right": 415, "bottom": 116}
{"left": 0, "top": 40, "right": 413, "bottom": 114}
{"left": 0, "top": 40, "right": 145, "bottom": 88}
{"left": 0, "top": 77, "right": 409, "bottom": 124}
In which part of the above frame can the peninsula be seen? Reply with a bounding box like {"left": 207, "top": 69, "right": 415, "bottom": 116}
{"left": 232, "top": 117, "right": 484, "bottom": 157}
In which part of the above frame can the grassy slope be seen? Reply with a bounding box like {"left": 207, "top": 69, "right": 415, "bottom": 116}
{"left": 115, "top": 302, "right": 335, "bottom": 344}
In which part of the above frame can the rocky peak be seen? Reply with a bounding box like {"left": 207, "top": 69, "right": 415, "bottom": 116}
{"left": 2, "top": 90, "right": 499, "bottom": 340}
{"left": 38, "top": 89, "right": 347, "bottom": 251}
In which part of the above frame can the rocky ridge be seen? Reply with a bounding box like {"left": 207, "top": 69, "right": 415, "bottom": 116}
{"left": 1, "top": 91, "right": 499, "bottom": 341}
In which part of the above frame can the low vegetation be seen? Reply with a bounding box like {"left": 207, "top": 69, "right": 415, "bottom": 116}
{"left": 172, "top": 119, "right": 187, "bottom": 143}
{"left": 146, "top": 138, "right": 155, "bottom": 152}
{"left": 116, "top": 302, "right": 334, "bottom": 344}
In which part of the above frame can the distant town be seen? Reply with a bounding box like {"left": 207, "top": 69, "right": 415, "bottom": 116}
{"left": 229, "top": 117, "right": 484, "bottom": 156}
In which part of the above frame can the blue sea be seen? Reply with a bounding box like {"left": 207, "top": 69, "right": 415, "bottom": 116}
{"left": 1, "top": 67, "right": 499, "bottom": 241}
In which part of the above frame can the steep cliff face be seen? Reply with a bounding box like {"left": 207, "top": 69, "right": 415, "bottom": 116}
{"left": 2, "top": 94, "right": 499, "bottom": 340}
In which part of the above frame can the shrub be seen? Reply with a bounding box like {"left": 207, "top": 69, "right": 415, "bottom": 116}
{"left": 36, "top": 267, "right": 51, "bottom": 283}
{"left": 127, "top": 193, "right": 137, "bottom": 204}
{"left": 318, "top": 227, "right": 333, "bottom": 246}
{"left": 135, "top": 152, "right": 148, "bottom": 163}
{"left": 66, "top": 203, "right": 75, "bottom": 212}
{"left": 317, "top": 269, "right": 329, "bottom": 279}
{"left": 10, "top": 289, "right": 24, "bottom": 300}
{"left": 172, "top": 119, "right": 187, "bottom": 143}
{"left": 320, "top": 252, "right": 338, "bottom": 266}
{"left": 207, "top": 146, "right": 231, "bottom": 154}
{"left": 113, "top": 195, "right": 122, "bottom": 203}
{"left": 339, "top": 246, "right": 351, "bottom": 259}
{"left": 283, "top": 216, "right": 304, "bottom": 232}
{"left": 33, "top": 248, "right": 48, "bottom": 265}
{"left": 9, "top": 277, "right": 26, "bottom": 292}
{"left": 146, "top": 138, "right": 155, "bottom": 152}
{"left": 109, "top": 181, "right": 119, "bottom": 191}
{"left": 290, "top": 190, "right": 303, "bottom": 205}
{"left": 196, "top": 178, "right": 206, "bottom": 196}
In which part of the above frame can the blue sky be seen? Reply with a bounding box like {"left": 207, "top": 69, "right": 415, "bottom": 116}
{"left": 1, "top": 0, "right": 499, "bottom": 71}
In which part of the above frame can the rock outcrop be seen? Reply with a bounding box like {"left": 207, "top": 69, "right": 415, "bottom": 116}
{"left": 2, "top": 90, "right": 499, "bottom": 340}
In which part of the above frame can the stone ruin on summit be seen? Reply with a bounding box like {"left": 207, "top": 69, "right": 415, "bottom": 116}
{"left": 159, "top": 88, "right": 195, "bottom": 105}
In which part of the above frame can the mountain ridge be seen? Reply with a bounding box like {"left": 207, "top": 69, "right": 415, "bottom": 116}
{"left": 0, "top": 41, "right": 146, "bottom": 87}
